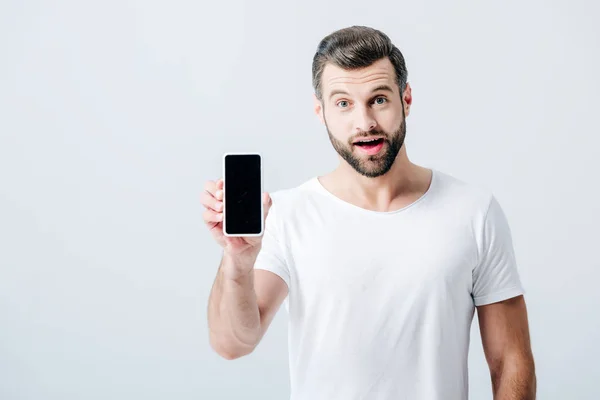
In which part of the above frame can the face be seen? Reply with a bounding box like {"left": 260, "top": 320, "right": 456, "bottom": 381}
{"left": 315, "top": 58, "right": 412, "bottom": 178}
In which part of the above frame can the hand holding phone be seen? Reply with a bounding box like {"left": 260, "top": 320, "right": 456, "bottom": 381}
{"left": 201, "top": 153, "right": 271, "bottom": 260}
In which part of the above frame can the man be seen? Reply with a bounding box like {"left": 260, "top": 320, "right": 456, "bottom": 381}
{"left": 203, "top": 25, "right": 536, "bottom": 399}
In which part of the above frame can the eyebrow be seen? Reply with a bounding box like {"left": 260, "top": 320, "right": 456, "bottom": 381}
{"left": 328, "top": 84, "right": 395, "bottom": 100}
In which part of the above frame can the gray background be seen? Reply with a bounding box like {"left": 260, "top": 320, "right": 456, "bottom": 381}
{"left": 1, "top": 0, "right": 599, "bottom": 399}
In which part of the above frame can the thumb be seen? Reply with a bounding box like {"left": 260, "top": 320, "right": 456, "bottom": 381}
{"left": 263, "top": 192, "right": 272, "bottom": 220}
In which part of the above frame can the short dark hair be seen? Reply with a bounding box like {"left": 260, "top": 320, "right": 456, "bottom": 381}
{"left": 312, "top": 25, "right": 409, "bottom": 101}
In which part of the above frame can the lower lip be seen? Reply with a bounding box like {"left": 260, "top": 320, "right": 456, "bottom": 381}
{"left": 355, "top": 141, "right": 385, "bottom": 155}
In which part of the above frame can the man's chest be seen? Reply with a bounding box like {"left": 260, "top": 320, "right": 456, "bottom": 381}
{"left": 284, "top": 213, "right": 478, "bottom": 300}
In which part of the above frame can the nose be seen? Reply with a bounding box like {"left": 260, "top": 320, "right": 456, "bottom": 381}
{"left": 355, "top": 106, "right": 377, "bottom": 132}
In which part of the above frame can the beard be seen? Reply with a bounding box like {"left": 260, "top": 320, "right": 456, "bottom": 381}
{"left": 325, "top": 112, "right": 406, "bottom": 178}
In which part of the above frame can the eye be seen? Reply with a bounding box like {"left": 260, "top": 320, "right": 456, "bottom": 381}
{"left": 373, "top": 97, "right": 387, "bottom": 105}
{"left": 337, "top": 100, "right": 350, "bottom": 108}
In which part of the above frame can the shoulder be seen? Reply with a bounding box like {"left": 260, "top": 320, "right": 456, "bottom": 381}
{"left": 267, "top": 177, "right": 322, "bottom": 218}
{"left": 431, "top": 168, "right": 497, "bottom": 218}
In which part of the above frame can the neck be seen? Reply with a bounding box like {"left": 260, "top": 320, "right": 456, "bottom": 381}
{"left": 322, "top": 145, "right": 431, "bottom": 212}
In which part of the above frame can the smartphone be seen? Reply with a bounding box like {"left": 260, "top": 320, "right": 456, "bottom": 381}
{"left": 222, "top": 153, "right": 263, "bottom": 237}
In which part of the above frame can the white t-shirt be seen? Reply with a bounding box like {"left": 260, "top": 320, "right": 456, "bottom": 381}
{"left": 254, "top": 168, "right": 525, "bottom": 400}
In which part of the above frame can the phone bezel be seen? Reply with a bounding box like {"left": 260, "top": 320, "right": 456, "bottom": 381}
{"left": 222, "top": 152, "right": 264, "bottom": 237}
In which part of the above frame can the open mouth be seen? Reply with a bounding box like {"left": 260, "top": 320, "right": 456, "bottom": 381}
{"left": 354, "top": 138, "right": 385, "bottom": 149}
{"left": 353, "top": 137, "right": 386, "bottom": 155}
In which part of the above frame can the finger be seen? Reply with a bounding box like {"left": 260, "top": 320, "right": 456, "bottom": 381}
{"left": 217, "top": 179, "right": 224, "bottom": 189}
{"left": 204, "top": 180, "right": 218, "bottom": 197}
{"left": 263, "top": 192, "right": 271, "bottom": 206}
{"left": 215, "top": 188, "right": 223, "bottom": 201}
{"left": 200, "top": 191, "right": 223, "bottom": 212}
{"left": 208, "top": 221, "right": 224, "bottom": 238}
{"left": 263, "top": 192, "right": 272, "bottom": 217}
{"left": 203, "top": 209, "right": 223, "bottom": 224}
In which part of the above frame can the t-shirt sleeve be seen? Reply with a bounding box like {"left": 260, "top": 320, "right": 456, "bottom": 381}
{"left": 472, "top": 195, "right": 525, "bottom": 306}
{"left": 253, "top": 199, "right": 290, "bottom": 289}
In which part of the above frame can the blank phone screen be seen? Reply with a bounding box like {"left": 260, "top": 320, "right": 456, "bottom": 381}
{"left": 224, "top": 154, "right": 262, "bottom": 235}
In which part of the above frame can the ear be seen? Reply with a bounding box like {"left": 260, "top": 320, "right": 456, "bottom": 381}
{"left": 313, "top": 93, "right": 325, "bottom": 125}
{"left": 402, "top": 82, "right": 413, "bottom": 117}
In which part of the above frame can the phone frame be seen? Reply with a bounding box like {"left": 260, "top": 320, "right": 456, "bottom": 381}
{"left": 222, "top": 152, "right": 264, "bottom": 237}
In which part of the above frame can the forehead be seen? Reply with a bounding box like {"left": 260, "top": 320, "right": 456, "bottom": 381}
{"left": 321, "top": 58, "right": 396, "bottom": 97}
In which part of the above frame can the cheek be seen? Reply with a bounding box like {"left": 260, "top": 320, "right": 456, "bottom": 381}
{"left": 379, "top": 108, "right": 403, "bottom": 131}
{"left": 325, "top": 112, "right": 354, "bottom": 140}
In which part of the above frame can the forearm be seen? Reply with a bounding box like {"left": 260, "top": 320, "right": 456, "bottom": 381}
{"left": 492, "top": 358, "right": 536, "bottom": 400}
{"left": 207, "top": 252, "right": 261, "bottom": 358}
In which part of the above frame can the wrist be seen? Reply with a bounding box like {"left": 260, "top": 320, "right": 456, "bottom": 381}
{"left": 222, "top": 250, "right": 258, "bottom": 280}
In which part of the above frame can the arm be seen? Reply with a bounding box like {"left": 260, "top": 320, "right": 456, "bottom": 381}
{"left": 201, "top": 179, "right": 288, "bottom": 360}
{"left": 477, "top": 295, "right": 536, "bottom": 399}
{"left": 207, "top": 252, "right": 288, "bottom": 360}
